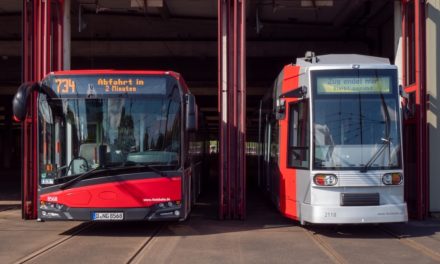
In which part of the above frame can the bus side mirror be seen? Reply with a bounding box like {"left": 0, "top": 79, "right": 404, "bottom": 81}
{"left": 185, "top": 94, "right": 198, "bottom": 131}
{"left": 12, "top": 82, "right": 38, "bottom": 122}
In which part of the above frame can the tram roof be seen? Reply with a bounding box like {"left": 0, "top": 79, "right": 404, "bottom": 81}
{"left": 296, "top": 54, "right": 391, "bottom": 67}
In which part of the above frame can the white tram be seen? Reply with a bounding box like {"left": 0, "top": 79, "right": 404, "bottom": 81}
{"left": 259, "top": 53, "right": 408, "bottom": 224}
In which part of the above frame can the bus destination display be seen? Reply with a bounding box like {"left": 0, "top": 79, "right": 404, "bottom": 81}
{"left": 317, "top": 76, "right": 391, "bottom": 94}
{"left": 50, "top": 75, "right": 168, "bottom": 96}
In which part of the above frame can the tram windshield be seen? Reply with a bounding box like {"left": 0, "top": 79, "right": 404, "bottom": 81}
{"left": 38, "top": 75, "right": 181, "bottom": 186}
{"left": 312, "top": 69, "right": 401, "bottom": 170}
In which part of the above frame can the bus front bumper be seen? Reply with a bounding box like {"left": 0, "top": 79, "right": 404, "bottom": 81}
{"left": 39, "top": 204, "right": 183, "bottom": 221}
{"left": 300, "top": 203, "right": 408, "bottom": 225}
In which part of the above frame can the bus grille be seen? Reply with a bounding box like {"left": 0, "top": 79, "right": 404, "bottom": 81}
{"left": 340, "top": 193, "right": 380, "bottom": 206}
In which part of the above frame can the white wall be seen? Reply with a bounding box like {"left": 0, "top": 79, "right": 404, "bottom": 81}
{"left": 427, "top": 0, "right": 440, "bottom": 212}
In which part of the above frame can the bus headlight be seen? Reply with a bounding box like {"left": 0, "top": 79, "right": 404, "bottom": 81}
{"left": 314, "top": 174, "right": 338, "bottom": 186}
{"left": 382, "top": 173, "right": 402, "bottom": 185}
{"left": 40, "top": 201, "right": 64, "bottom": 210}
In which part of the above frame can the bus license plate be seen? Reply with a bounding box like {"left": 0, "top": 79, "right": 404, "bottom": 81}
{"left": 92, "top": 212, "right": 124, "bottom": 221}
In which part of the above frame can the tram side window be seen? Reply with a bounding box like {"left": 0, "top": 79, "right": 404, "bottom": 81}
{"left": 287, "top": 101, "right": 309, "bottom": 169}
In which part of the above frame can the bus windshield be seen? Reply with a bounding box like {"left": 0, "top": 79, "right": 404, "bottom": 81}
{"left": 312, "top": 69, "right": 401, "bottom": 170}
{"left": 38, "top": 76, "right": 181, "bottom": 186}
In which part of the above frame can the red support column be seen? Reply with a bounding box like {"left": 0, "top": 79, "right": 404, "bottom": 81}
{"left": 21, "top": 0, "right": 65, "bottom": 219}
{"left": 414, "top": 0, "right": 428, "bottom": 219}
{"left": 218, "top": 0, "right": 246, "bottom": 220}
{"left": 401, "top": 0, "right": 428, "bottom": 220}
{"left": 401, "top": 1, "right": 406, "bottom": 88}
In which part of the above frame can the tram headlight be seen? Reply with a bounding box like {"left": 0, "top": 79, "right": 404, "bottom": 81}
{"left": 382, "top": 173, "right": 403, "bottom": 185}
{"left": 313, "top": 174, "right": 338, "bottom": 186}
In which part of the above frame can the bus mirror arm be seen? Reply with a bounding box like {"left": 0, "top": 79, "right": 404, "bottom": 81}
{"left": 12, "top": 82, "right": 40, "bottom": 122}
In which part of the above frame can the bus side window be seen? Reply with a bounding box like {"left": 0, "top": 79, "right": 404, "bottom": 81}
{"left": 287, "top": 100, "right": 309, "bottom": 169}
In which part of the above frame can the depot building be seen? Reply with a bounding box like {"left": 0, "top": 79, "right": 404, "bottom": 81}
{"left": 0, "top": 0, "right": 438, "bottom": 219}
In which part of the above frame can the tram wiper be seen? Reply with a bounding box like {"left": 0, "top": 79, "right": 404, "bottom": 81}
{"left": 360, "top": 138, "right": 390, "bottom": 172}
{"left": 360, "top": 93, "right": 391, "bottom": 173}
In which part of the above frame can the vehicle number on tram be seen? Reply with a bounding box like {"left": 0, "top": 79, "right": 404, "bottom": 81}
{"left": 92, "top": 212, "right": 124, "bottom": 221}
{"left": 324, "top": 212, "right": 336, "bottom": 218}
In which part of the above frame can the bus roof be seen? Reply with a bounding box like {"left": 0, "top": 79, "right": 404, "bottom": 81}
{"left": 50, "top": 69, "right": 179, "bottom": 77}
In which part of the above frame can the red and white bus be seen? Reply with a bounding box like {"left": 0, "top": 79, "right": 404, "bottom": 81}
{"left": 13, "top": 70, "right": 203, "bottom": 221}
{"left": 258, "top": 53, "right": 408, "bottom": 224}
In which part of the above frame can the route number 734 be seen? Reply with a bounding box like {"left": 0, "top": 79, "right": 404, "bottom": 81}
{"left": 55, "top": 79, "right": 76, "bottom": 94}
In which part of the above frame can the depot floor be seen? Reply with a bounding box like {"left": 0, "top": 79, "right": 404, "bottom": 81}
{"left": 1, "top": 186, "right": 440, "bottom": 264}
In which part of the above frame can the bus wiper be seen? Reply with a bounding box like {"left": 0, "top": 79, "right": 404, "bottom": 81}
{"left": 60, "top": 167, "right": 103, "bottom": 190}
{"left": 360, "top": 93, "right": 391, "bottom": 173}
{"left": 121, "top": 161, "right": 167, "bottom": 177}
{"left": 59, "top": 163, "right": 167, "bottom": 190}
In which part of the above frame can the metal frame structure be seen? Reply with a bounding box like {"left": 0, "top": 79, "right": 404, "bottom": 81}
{"left": 218, "top": 0, "right": 246, "bottom": 219}
{"left": 401, "top": 0, "right": 428, "bottom": 220}
{"left": 22, "top": 0, "right": 64, "bottom": 219}
{"left": 20, "top": 0, "right": 429, "bottom": 220}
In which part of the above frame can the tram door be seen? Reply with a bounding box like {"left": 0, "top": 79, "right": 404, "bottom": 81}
{"left": 263, "top": 114, "right": 271, "bottom": 194}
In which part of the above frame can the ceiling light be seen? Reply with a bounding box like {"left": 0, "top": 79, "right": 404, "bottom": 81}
{"left": 301, "top": 0, "right": 334, "bottom": 7}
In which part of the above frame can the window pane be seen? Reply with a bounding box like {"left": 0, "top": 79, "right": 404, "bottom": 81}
{"left": 288, "top": 101, "right": 309, "bottom": 168}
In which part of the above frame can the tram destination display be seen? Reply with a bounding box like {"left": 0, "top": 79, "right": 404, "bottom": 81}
{"left": 317, "top": 76, "right": 391, "bottom": 94}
